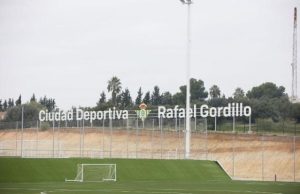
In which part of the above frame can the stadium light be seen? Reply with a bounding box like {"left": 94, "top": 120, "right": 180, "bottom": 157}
{"left": 180, "top": 0, "right": 192, "bottom": 159}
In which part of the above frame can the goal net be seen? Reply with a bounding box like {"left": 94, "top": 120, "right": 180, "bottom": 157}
{"left": 66, "top": 164, "right": 116, "bottom": 182}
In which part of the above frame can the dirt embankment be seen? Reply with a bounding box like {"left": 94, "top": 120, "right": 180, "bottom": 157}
{"left": 0, "top": 128, "right": 299, "bottom": 182}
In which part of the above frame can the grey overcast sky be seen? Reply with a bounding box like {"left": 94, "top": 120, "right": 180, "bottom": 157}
{"left": 0, "top": 0, "right": 299, "bottom": 109}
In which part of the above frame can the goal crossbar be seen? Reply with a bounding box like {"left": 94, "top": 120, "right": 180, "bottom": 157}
{"left": 65, "top": 163, "right": 116, "bottom": 182}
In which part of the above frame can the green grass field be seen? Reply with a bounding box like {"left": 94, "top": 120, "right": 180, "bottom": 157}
{"left": 0, "top": 158, "right": 299, "bottom": 194}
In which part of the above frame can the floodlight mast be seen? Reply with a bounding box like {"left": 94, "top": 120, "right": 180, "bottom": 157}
{"left": 291, "top": 7, "right": 298, "bottom": 102}
{"left": 180, "top": 0, "right": 192, "bottom": 159}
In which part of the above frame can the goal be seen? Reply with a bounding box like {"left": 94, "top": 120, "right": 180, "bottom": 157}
{"left": 66, "top": 164, "right": 116, "bottom": 182}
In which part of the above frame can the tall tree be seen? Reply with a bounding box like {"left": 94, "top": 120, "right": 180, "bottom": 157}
{"left": 247, "top": 82, "right": 286, "bottom": 99}
{"left": 39, "top": 96, "right": 47, "bottom": 107}
{"left": 172, "top": 92, "right": 185, "bottom": 105}
{"left": 190, "top": 78, "right": 208, "bottom": 101}
{"left": 49, "top": 99, "right": 56, "bottom": 111}
{"left": 0, "top": 100, "right": 2, "bottom": 111}
{"left": 3, "top": 100, "right": 7, "bottom": 111}
{"left": 39, "top": 96, "right": 56, "bottom": 111}
{"left": 107, "top": 76, "right": 122, "bottom": 106}
{"left": 15, "top": 95, "right": 21, "bottom": 106}
{"left": 291, "top": 103, "right": 300, "bottom": 123}
{"left": 161, "top": 92, "right": 173, "bottom": 105}
{"left": 8, "top": 98, "right": 14, "bottom": 108}
{"left": 151, "top": 86, "right": 161, "bottom": 105}
{"left": 173, "top": 78, "right": 208, "bottom": 104}
{"left": 98, "top": 91, "right": 106, "bottom": 104}
{"left": 233, "top": 87, "right": 245, "bottom": 99}
{"left": 135, "top": 87, "right": 143, "bottom": 105}
{"left": 209, "top": 85, "right": 221, "bottom": 99}
{"left": 143, "top": 91, "right": 151, "bottom": 104}
{"left": 120, "top": 88, "right": 132, "bottom": 108}
{"left": 96, "top": 91, "right": 108, "bottom": 110}
{"left": 30, "top": 94, "right": 36, "bottom": 102}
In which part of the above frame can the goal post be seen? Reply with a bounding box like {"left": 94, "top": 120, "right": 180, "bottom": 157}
{"left": 65, "top": 164, "right": 116, "bottom": 182}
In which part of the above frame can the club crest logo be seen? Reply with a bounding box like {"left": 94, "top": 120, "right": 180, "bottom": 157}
{"left": 135, "top": 103, "right": 151, "bottom": 121}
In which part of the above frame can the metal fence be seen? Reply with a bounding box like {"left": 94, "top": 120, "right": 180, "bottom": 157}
{"left": 0, "top": 117, "right": 299, "bottom": 182}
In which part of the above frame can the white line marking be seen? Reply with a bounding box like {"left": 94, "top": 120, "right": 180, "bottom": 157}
{"left": 0, "top": 187, "right": 284, "bottom": 194}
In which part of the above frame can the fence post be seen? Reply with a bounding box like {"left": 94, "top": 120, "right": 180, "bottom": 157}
{"left": 248, "top": 115, "right": 252, "bottom": 133}
{"left": 15, "top": 121, "right": 18, "bottom": 156}
{"left": 21, "top": 106, "right": 24, "bottom": 158}
{"left": 261, "top": 135, "right": 264, "bottom": 181}
{"left": 58, "top": 122, "right": 61, "bottom": 158}
{"left": 83, "top": 119, "right": 85, "bottom": 157}
{"left": 136, "top": 118, "right": 139, "bottom": 159}
{"left": 232, "top": 132, "right": 235, "bottom": 177}
{"left": 205, "top": 118, "right": 208, "bottom": 160}
{"left": 109, "top": 118, "right": 112, "bottom": 158}
{"left": 126, "top": 118, "right": 129, "bottom": 159}
{"left": 282, "top": 120, "right": 285, "bottom": 135}
{"left": 152, "top": 119, "right": 154, "bottom": 159}
{"left": 179, "top": 118, "right": 181, "bottom": 156}
{"left": 102, "top": 119, "right": 105, "bottom": 158}
{"left": 195, "top": 116, "right": 197, "bottom": 131}
{"left": 79, "top": 120, "right": 81, "bottom": 157}
{"left": 175, "top": 117, "right": 177, "bottom": 132}
{"left": 233, "top": 116, "right": 235, "bottom": 132}
{"left": 158, "top": 117, "right": 163, "bottom": 159}
{"left": 52, "top": 118, "right": 55, "bottom": 158}
{"left": 214, "top": 116, "right": 217, "bottom": 132}
{"left": 294, "top": 136, "right": 296, "bottom": 182}
{"left": 178, "top": 118, "right": 181, "bottom": 159}
{"left": 36, "top": 120, "right": 38, "bottom": 157}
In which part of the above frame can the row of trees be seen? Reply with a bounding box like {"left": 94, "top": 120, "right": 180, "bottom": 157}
{"left": 0, "top": 95, "right": 56, "bottom": 122}
{"left": 1, "top": 76, "right": 300, "bottom": 123}
{"left": 97, "top": 77, "right": 210, "bottom": 110}
{"left": 0, "top": 94, "right": 56, "bottom": 112}
{"left": 96, "top": 76, "right": 300, "bottom": 122}
{"left": 0, "top": 95, "right": 22, "bottom": 111}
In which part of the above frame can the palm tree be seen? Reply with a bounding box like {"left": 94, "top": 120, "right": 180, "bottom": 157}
{"left": 107, "top": 76, "right": 122, "bottom": 106}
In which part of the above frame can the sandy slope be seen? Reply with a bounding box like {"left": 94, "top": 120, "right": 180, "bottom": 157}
{"left": 0, "top": 128, "right": 299, "bottom": 182}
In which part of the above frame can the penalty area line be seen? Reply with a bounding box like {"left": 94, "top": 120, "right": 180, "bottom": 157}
{"left": 48, "top": 188, "right": 192, "bottom": 194}
{"left": 45, "top": 188, "right": 283, "bottom": 194}
{"left": 192, "top": 190, "right": 282, "bottom": 194}
{"left": 1, "top": 187, "right": 282, "bottom": 194}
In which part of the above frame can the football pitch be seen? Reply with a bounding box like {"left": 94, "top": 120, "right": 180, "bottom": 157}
{"left": 0, "top": 158, "right": 299, "bottom": 194}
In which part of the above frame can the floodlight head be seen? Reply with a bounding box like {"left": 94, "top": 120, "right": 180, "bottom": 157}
{"left": 180, "top": 0, "right": 192, "bottom": 5}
